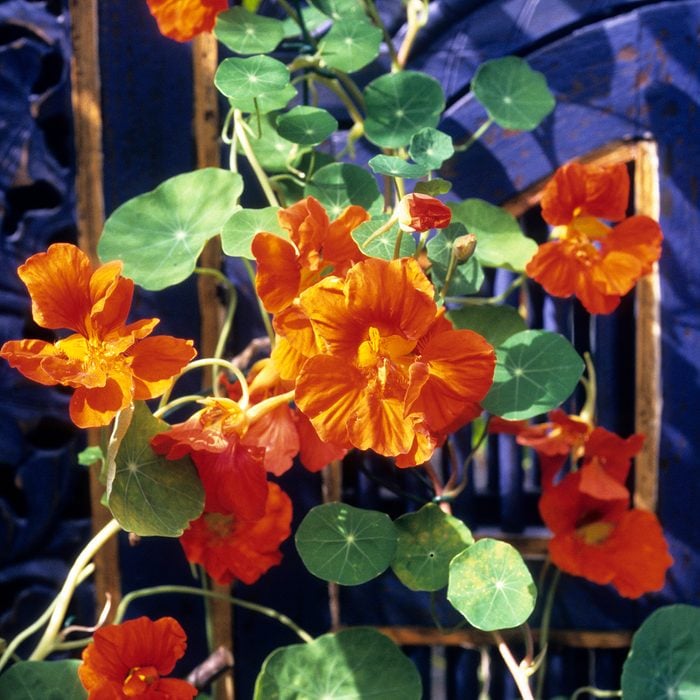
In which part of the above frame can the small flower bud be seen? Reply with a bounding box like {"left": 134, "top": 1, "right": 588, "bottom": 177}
{"left": 453, "top": 233, "right": 477, "bottom": 263}
{"left": 397, "top": 193, "right": 452, "bottom": 232}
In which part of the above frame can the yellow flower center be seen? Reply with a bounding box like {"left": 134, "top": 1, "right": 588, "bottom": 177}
{"left": 356, "top": 326, "right": 416, "bottom": 394}
{"left": 204, "top": 512, "right": 236, "bottom": 539}
{"left": 576, "top": 520, "right": 615, "bottom": 545}
{"left": 123, "top": 665, "right": 160, "bottom": 696}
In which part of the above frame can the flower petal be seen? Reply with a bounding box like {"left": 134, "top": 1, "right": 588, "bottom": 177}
{"left": 146, "top": 0, "right": 228, "bottom": 42}
{"left": 252, "top": 233, "right": 301, "bottom": 313}
{"left": 130, "top": 335, "right": 196, "bottom": 399}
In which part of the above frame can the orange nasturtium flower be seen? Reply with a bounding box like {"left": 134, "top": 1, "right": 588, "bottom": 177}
{"left": 180, "top": 481, "right": 293, "bottom": 585}
{"left": 525, "top": 161, "right": 663, "bottom": 314}
{"left": 78, "top": 616, "right": 197, "bottom": 699}
{"left": 539, "top": 465, "right": 673, "bottom": 599}
{"left": 294, "top": 257, "right": 495, "bottom": 467}
{"left": 0, "top": 243, "right": 195, "bottom": 429}
{"left": 146, "top": 0, "right": 228, "bottom": 42}
{"left": 396, "top": 193, "right": 452, "bottom": 232}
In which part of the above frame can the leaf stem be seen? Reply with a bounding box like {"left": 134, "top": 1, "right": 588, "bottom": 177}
{"left": 535, "top": 567, "right": 561, "bottom": 699}
{"left": 493, "top": 631, "right": 534, "bottom": 700}
{"left": 453, "top": 118, "right": 494, "bottom": 153}
{"left": 446, "top": 274, "right": 524, "bottom": 306}
{"left": 233, "top": 110, "right": 279, "bottom": 207}
{"left": 570, "top": 688, "right": 622, "bottom": 700}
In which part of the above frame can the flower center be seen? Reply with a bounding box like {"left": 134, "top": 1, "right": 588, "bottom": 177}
{"left": 123, "top": 665, "right": 160, "bottom": 696}
{"left": 204, "top": 512, "right": 236, "bottom": 539}
{"left": 576, "top": 520, "right": 615, "bottom": 545}
{"left": 356, "top": 326, "right": 415, "bottom": 394}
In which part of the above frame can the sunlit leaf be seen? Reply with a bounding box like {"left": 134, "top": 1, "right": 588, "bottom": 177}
{"left": 621, "top": 605, "right": 700, "bottom": 699}
{"left": 98, "top": 168, "right": 242, "bottom": 290}
{"left": 305, "top": 162, "right": 383, "bottom": 218}
{"left": 368, "top": 155, "right": 429, "bottom": 179}
{"left": 254, "top": 627, "right": 422, "bottom": 699}
{"left": 392, "top": 503, "right": 474, "bottom": 591}
{"left": 214, "top": 7, "right": 285, "bottom": 55}
{"left": 481, "top": 330, "right": 584, "bottom": 420}
{"left": 364, "top": 71, "right": 445, "bottom": 148}
{"left": 242, "top": 112, "right": 305, "bottom": 173}
{"left": 351, "top": 215, "right": 417, "bottom": 260}
{"left": 447, "top": 538, "right": 536, "bottom": 631}
{"left": 427, "top": 222, "right": 484, "bottom": 296}
{"left": 295, "top": 502, "right": 397, "bottom": 585}
{"left": 107, "top": 402, "right": 204, "bottom": 537}
{"left": 229, "top": 83, "right": 297, "bottom": 114}
{"left": 0, "top": 660, "right": 86, "bottom": 700}
{"left": 449, "top": 198, "right": 537, "bottom": 272}
{"left": 448, "top": 304, "right": 527, "bottom": 348}
{"left": 221, "top": 206, "right": 287, "bottom": 259}
{"left": 472, "top": 56, "right": 555, "bottom": 131}
{"left": 282, "top": 5, "right": 327, "bottom": 37}
{"left": 215, "top": 55, "right": 289, "bottom": 100}
{"left": 276, "top": 106, "right": 338, "bottom": 146}
{"left": 409, "top": 128, "right": 454, "bottom": 170}
{"left": 308, "top": 0, "right": 367, "bottom": 20}
{"left": 319, "top": 19, "right": 382, "bottom": 73}
{"left": 414, "top": 179, "right": 452, "bottom": 196}
{"left": 77, "top": 445, "right": 104, "bottom": 467}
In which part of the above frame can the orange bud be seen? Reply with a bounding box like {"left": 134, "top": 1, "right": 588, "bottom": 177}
{"left": 397, "top": 193, "right": 452, "bottom": 232}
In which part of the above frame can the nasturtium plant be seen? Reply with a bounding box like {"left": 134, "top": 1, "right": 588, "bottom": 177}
{"left": 409, "top": 127, "right": 455, "bottom": 170}
{"left": 0, "top": 660, "right": 86, "bottom": 700}
{"left": 352, "top": 215, "right": 417, "bottom": 260}
{"left": 392, "top": 504, "right": 474, "bottom": 591}
{"left": 414, "top": 178, "right": 452, "bottom": 196}
{"left": 308, "top": 0, "right": 368, "bottom": 20}
{"left": 448, "top": 304, "right": 527, "bottom": 348}
{"left": 482, "top": 329, "right": 585, "bottom": 420}
{"left": 254, "top": 628, "right": 422, "bottom": 700}
{"left": 243, "top": 112, "right": 305, "bottom": 172}
{"left": 305, "top": 162, "right": 383, "bottom": 218}
{"left": 276, "top": 106, "right": 338, "bottom": 146}
{"left": 214, "top": 55, "right": 290, "bottom": 101}
{"left": 364, "top": 71, "right": 445, "bottom": 148}
{"left": 447, "top": 538, "right": 537, "bottom": 631}
{"left": 295, "top": 502, "right": 397, "bottom": 585}
{"left": 98, "top": 168, "right": 243, "bottom": 290}
{"left": 318, "top": 19, "right": 383, "bottom": 73}
{"left": 472, "top": 55, "right": 555, "bottom": 131}
{"left": 107, "top": 403, "right": 204, "bottom": 538}
{"left": 427, "top": 222, "right": 485, "bottom": 296}
{"left": 368, "top": 155, "right": 429, "bottom": 179}
{"left": 221, "top": 206, "right": 286, "bottom": 259}
{"left": 621, "top": 605, "right": 700, "bottom": 699}
{"left": 229, "top": 83, "right": 297, "bottom": 115}
{"left": 449, "top": 198, "right": 538, "bottom": 271}
{"left": 214, "top": 7, "right": 285, "bottom": 55}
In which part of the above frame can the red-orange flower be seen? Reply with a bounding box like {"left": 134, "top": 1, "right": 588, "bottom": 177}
{"left": 539, "top": 466, "right": 673, "bottom": 598}
{"left": 0, "top": 244, "right": 195, "bottom": 429}
{"left": 526, "top": 162, "right": 663, "bottom": 314}
{"left": 397, "top": 193, "right": 452, "bottom": 232}
{"left": 294, "top": 257, "right": 495, "bottom": 466}
{"left": 180, "top": 482, "right": 292, "bottom": 585}
{"left": 78, "top": 616, "right": 197, "bottom": 699}
{"left": 146, "top": 0, "right": 228, "bottom": 42}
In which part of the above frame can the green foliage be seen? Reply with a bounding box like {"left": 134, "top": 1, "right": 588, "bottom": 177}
{"left": 392, "top": 504, "right": 474, "bottom": 591}
{"left": 364, "top": 71, "right": 445, "bottom": 148}
{"left": 308, "top": 0, "right": 368, "bottom": 20}
{"left": 295, "top": 502, "right": 397, "bottom": 585}
{"left": 98, "top": 168, "right": 242, "bottom": 290}
{"left": 276, "top": 106, "right": 338, "bottom": 146}
{"left": 221, "top": 206, "right": 286, "bottom": 259}
{"left": 229, "top": 83, "right": 297, "bottom": 115}
{"left": 77, "top": 445, "right": 104, "bottom": 468}
{"left": 242, "top": 112, "right": 306, "bottom": 172}
{"left": 319, "top": 19, "right": 382, "bottom": 73}
{"left": 448, "top": 304, "right": 527, "bottom": 348}
{"left": 447, "top": 539, "right": 537, "bottom": 631}
{"left": 472, "top": 56, "right": 555, "bottom": 131}
{"left": 107, "top": 402, "right": 204, "bottom": 537}
{"left": 622, "top": 605, "right": 700, "bottom": 698}
{"left": 482, "top": 330, "right": 585, "bottom": 419}
{"left": 0, "top": 660, "right": 86, "bottom": 700}
{"left": 305, "top": 162, "right": 383, "bottom": 218}
{"left": 214, "top": 8, "right": 285, "bottom": 55}
{"left": 414, "top": 178, "right": 452, "bottom": 196}
{"left": 215, "top": 55, "right": 290, "bottom": 101}
{"left": 409, "top": 128, "right": 455, "bottom": 170}
{"left": 254, "top": 627, "right": 422, "bottom": 699}
{"left": 351, "top": 215, "right": 417, "bottom": 260}
{"left": 368, "top": 155, "right": 429, "bottom": 179}
{"left": 426, "top": 222, "right": 485, "bottom": 296}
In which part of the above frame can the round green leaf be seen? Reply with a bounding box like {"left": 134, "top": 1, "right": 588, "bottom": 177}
{"left": 409, "top": 128, "right": 455, "bottom": 169}
{"left": 319, "top": 19, "right": 382, "bottom": 73}
{"left": 98, "top": 168, "right": 242, "bottom": 290}
{"left": 214, "top": 7, "right": 285, "bottom": 55}
{"left": 449, "top": 198, "right": 537, "bottom": 272}
{"left": 447, "top": 538, "right": 536, "bottom": 631}
{"left": 364, "top": 71, "right": 445, "bottom": 148}
{"left": 215, "top": 55, "right": 289, "bottom": 100}
{"left": 221, "top": 206, "right": 287, "bottom": 259}
{"left": 368, "top": 155, "right": 429, "bottom": 179}
{"left": 308, "top": 0, "right": 368, "bottom": 20}
{"left": 426, "top": 222, "right": 485, "bottom": 296}
{"left": 622, "top": 605, "right": 700, "bottom": 699}
{"left": 472, "top": 56, "right": 555, "bottom": 131}
{"left": 414, "top": 178, "right": 452, "bottom": 196}
{"left": 282, "top": 6, "right": 328, "bottom": 37}
{"left": 448, "top": 304, "right": 527, "bottom": 348}
{"left": 229, "top": 83, "right": 297, "bottom": 114}
{"left": 481, "top": 330, "right": 584, "bottom": 420}
{"left": 295, "top": 502, "right": 397, "bottom": 585}
{"left": 242, "top": 112, "right": 305, "bottom": 172}
{"left": 107, "top": 402, "right": 204, "bottom": 537}
{"left": 0, "top": 660, "right": 86, "bottom": 700}
{"left": 305, "top": 162, "right": 383, "bottom": 218}
{"left": 276, "top": 106, "right": 338, "bottom": 146}
{"left": 392, "top": 503, "right": 474, "bottom": 591}
{"left": 351, "top": 215, "right": 417, "bottom": 260}
{"left": 254, "top": 627, "right": 422, "bottom": 699}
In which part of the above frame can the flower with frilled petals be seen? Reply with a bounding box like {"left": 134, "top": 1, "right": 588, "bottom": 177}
{"left": 397, "top": 193, "right": 452, "bottom": 232}
{"left": 526, "top": 162, "right": 663, "bottom": 314}
{"left": 0, "top": 243, "right": 195, "bottom": 429}
{"left": 294, "top": 257, "right": 495, "bottom": 466}
{"left": 146, "top": 0, "right": 228, "bottom": 42}
{"left": 78, "top": 616, "right": 197, "bottom": 699}
{"left": 180, "top": 481, "right": 292, "bottom": 585}
{"left": 539, "top": 465, "right": 673, "bottom": 598}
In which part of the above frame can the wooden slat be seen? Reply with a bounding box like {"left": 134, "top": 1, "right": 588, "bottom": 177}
{"left": 68, "top": 0, "right": 121, "bottom": 620}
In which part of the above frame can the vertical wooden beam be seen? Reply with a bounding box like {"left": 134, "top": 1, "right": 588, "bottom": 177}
{"left": 633, "top": 141, "right": 662, "bottom": 512}
{"left": 68, "top": 0, "right": 122, "bottom": 619}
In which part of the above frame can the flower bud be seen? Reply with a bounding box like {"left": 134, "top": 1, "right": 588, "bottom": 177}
{"left": 397, "top": 193, "right": 452, "bottom": 232}
{"left": 453, "top": 233, "right": 477, "bottom": 263}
